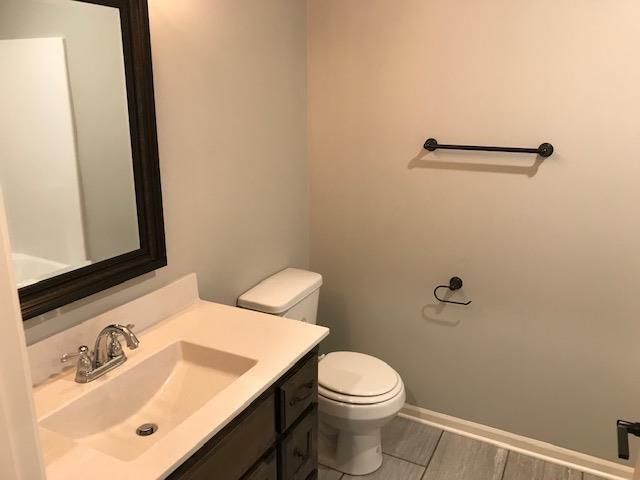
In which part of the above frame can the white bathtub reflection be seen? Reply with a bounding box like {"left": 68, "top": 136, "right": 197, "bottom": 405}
{"left": 12, "top": 253, "right": 89, "bottom": 288}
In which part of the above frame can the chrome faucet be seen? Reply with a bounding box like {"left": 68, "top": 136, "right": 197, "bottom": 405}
{"left": 61, "top": 324, "right": 140, "bottom": 383}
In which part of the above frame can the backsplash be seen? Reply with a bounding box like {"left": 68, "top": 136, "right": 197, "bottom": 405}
{"left": 27, "top": 274, "right": 198, "bottom": 386}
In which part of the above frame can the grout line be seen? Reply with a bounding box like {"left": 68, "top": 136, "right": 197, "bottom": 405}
{"left": 320, "top": 466, "right": 343, "bottom": 480}
{"left": 499, "top": 450, "right": 511, "bottom": 480}
{"left": 383, "top": 451, "right": 430, "bottom": 468}
{"left": 421, "top": 429, "right": 445, "bottom": 480}
{"left": 319, "top": 464, "right": 343, "bottom": 479}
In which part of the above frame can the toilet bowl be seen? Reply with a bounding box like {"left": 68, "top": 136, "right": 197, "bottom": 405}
{"left": 317, "top": 351, "right": 405, "bottom": 475}
{"left": 237, "top": 268, "right": 405, "bottom": 476}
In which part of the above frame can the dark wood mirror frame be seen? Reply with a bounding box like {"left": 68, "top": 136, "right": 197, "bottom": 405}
{"left": 18, "top": 0, "right": 166, "bottom": 320}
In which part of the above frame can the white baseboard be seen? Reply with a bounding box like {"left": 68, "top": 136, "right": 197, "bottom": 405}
{"left": 400, "top": 404, "right": 633, "bottom": 480}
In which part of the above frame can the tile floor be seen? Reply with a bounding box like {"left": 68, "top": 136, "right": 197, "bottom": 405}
{"left": 319, "top": 417, "right": 605, "bottom": 480}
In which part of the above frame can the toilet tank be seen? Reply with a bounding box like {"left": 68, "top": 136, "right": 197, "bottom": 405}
{"left": 237, "top": 268, "right": 323, "bottom": 324}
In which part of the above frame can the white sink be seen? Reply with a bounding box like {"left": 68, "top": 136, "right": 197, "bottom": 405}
{"left": 40, "top": 341, "right": 257, "bottom": 461}
{"left": 32, "top": 289, "right": 329, "bottom": 480}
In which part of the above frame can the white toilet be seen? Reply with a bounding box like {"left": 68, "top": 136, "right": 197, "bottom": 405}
{"left": 238, "top": 268, "right": 405, "bottom": 476}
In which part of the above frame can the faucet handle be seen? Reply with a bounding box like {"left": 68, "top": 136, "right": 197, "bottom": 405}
{"left": 61, "top": 346, "right": 94, "bottom": 383}
{"left": 107, "top": 324, "right": 139, "bottom": 357}
{"left": 61, "top": 345, "right": 90, "bottom": 363}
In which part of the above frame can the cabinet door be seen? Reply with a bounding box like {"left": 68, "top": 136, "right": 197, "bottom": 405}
{"left": 280, "top": 408, "right": 318, "bottom": 480}
{"left": 244, "top": 450, "right": 278, "bottom": 480}
{"left": 168, "top": 393, "right": 276, "bottom": 480}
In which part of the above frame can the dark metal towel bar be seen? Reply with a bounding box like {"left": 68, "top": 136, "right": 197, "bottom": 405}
{"left": 424, "top": 138, "right": 554, "bottom": 158}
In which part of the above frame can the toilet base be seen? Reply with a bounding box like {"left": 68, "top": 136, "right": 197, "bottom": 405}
{"left": 318, "top": 423, "right": 383, "bottom": 476}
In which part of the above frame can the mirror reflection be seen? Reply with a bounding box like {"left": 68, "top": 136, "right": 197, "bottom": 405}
{"left": 0, "top": 0, "right": 139, "bottom": 288}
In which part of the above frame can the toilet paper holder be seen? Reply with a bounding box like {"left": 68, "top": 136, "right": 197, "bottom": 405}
{"left": 433, "top": 277, "right": 472, "bottom": 306}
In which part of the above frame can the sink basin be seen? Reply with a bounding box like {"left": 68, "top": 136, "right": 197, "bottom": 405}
{"left": 40, "top": 341, "right": 257, "bottom": 461}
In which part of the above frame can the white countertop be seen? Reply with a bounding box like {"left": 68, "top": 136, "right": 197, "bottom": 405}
{"left": 33, "top": 299, "right": 329, "bottom": 480}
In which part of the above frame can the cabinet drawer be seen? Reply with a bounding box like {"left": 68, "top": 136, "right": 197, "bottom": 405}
{"left": 169, "top": 393, "right": 276, "bottom": 480}
{"left": 278, "top": 353, "right": 318, "bottom": 432}
{"left": 243, "top": 450, "right": 277, "bottom": 480}
{"left": 279, "top": 407, "right": 318, "bottom": 480}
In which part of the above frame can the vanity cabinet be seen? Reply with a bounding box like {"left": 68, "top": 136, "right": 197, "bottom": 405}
{"left": 167, "top": 348, "right": 319, "bottom": 480}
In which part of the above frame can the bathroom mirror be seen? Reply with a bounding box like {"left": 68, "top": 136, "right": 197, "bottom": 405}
{"left": 0, "top": 0, "right": 166, "bottom": 320}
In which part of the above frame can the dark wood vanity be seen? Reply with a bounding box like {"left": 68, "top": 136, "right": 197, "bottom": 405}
{"left": 167, "top": 348, "right": 319, "bottom": 480}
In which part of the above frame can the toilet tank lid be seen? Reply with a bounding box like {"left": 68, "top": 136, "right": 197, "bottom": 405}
{"left": 237, "top": 268, "right": 323, "bottom": 314}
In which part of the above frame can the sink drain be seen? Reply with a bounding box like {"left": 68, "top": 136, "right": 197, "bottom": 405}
{"left": 136, "top": 423, "right": 158, "bottom": 437}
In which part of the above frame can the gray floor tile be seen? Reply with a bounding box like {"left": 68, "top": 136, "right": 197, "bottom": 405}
{"left": 502, "top": 451, "right": 545, "bottom": 479}
{"left": 342, "top": 454, "right": 425, "bottom": 480}
{"left": 503, "top": 452, "right": 582, "bottom": 480}
{"left": 319, "top": 464, "right": 343, "bottom": 480}
{"left": 328, "top": 417, "right": 606, "bottom": 480}
{"left": 382, "top": 416, "right": 443, "bottom": 465}
{"left": 423, "top": 432, "right": 508, "bottom": 480}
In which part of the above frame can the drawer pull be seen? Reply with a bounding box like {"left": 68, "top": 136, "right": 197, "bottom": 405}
{"left": 290, "top": 429, "right": 313, "bottom": 474}
{"left": 289, "top": 382, "right": 314, "bottom": 406}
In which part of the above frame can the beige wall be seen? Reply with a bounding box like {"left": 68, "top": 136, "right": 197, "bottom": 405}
{"left": 24, "top": 0, "right": 308, "bottom": 343}
{"left": 308, "top": 0, "right": 640, "bottom": 463}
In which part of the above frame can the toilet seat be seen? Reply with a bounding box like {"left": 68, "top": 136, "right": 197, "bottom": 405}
{"left": 318, "top": 351, "right": 402, "bottom": 405}
{"left": 319, "top": 375, "right": 403, "bottom": 405}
